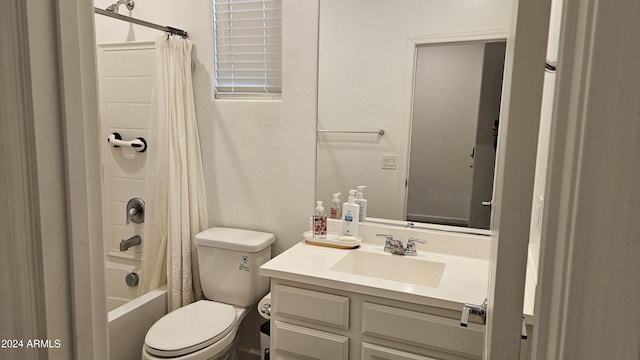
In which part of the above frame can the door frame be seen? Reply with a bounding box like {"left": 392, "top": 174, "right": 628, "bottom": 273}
{"left": 533, "top": 0, "right": 640, "bottom": 358}
{"left": 399, "top": 30, "right": 508, "bottom": 224}
{"left": 4, "top": 0, "right": 109, "bottom": 358}
{"left": 56, "top": 0, "right": 108, "bottom": 357}
{"left": 485, "top": 0, "right": 552, "bottom": 358}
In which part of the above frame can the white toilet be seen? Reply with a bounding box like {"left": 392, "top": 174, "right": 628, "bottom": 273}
{"left": 142, "top": 227, "right": 275, "bottom": 360}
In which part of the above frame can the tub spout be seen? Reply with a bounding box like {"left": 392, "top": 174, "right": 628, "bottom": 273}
{"left": 120, "top": 235, "right": 141, "bottom": 251}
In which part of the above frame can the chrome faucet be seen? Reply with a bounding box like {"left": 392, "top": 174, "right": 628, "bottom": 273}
{"left": 460, "top": 299, "right": 487, "bottom": 327}
{"left": 376, "top": 234, "right": 426, "bottom": 256}
{"left": 377, "top": 234, "right": 403, "bottom": 254}
{"left": 120, "top": 235, "right": 141, "bottom": 251}
{"left": 404, "top": 237, "right": 426, "bottom": 256}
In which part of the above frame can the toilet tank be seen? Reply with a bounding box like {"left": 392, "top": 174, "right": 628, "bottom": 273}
{"left": 195, "top": 227, "right": 275, "bottom": 307}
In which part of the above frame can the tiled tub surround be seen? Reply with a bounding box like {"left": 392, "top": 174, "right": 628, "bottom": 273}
{"left": 97, "top": 42, "right": 165, "bottom": 359}
{"left": 97, "top": 42, "right": 155, "bottom": 265}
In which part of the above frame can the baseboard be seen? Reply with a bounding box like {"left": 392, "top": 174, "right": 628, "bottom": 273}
{"left": 406, "top": 213, "right": 469, "bottom": 226}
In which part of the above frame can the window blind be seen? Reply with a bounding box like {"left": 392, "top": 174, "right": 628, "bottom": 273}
{"left": 213, "top": 0, "right": 282, "bottom": 97}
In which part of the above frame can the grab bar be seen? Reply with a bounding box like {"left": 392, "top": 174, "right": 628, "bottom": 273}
{"left": 107, "top": 132, "right": 148, "bottom": 152}
{"left": 317, "top": 129, "right": 385, "bottom": 136}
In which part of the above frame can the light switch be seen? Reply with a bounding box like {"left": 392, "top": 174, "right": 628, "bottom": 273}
{"left": 381, "top": 155, "right": 397, "bottom": 170}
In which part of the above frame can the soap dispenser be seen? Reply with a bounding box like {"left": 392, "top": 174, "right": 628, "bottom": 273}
{"left": 355, "top": 185, "right": 368, "bottom": 222}
{"left": 342, "top": 190, "right": 360, "bottom": 236}
{"left": 313, "top": 201, "right": 327, "bottom": 239}
{"left": 330, "top": 192, "right": 342, "bottom": 219}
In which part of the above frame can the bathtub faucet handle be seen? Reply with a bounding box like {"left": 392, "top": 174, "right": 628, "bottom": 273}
{"left": 126, "top": 198, "right": 145, "bottom": 225}
{"left": 127, "top": 207, "right": 138, "bottom": 222}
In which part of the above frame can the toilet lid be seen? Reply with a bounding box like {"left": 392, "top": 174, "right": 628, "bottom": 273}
{"left": 145, "top": 300, "right": 237, "bottom": 357}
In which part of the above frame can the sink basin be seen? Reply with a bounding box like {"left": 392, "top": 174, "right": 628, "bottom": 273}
{"left": 330, "top": 250, "right": 446, "bottom": 288}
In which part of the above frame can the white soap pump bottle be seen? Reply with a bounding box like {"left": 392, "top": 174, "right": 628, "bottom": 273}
{"left": 355, "top": 185, "right": 368, "bottom": 222}
{"left": 342, "top": 190, "right": 360, "bottom": 236}
{"left": 330, "top": 192, "right": 342, "bottom": 219}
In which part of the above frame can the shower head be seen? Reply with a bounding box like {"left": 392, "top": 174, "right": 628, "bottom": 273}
{"left": 106, "top": 0, "right": 135, "bottom": 14}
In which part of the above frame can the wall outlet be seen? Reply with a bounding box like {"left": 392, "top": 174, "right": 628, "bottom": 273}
{"left": 381, "top": 155, "right": 397, "bottom": 170}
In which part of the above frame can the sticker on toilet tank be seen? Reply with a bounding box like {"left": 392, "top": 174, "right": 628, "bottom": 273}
{"left": 238, "top": 256, "right": 250, "bottom": 272}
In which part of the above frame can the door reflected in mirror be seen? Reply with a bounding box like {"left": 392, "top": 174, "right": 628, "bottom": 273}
{"left": 315, "top": 0, "right": 508, "bottom": 232}
{"left": 406, "top": 41, "right": 505, "bottom": 230}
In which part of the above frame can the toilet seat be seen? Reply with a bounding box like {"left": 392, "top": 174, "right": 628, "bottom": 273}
{"left": 144, "top": 300, "right": 237, "bottom": 358}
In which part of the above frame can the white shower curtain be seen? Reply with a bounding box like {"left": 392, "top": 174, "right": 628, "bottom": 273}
{"left": 142, "top": 36, "right": 209, "bottom": 311}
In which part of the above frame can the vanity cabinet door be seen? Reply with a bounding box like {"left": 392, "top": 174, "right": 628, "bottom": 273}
{"left": 362, "top": 342, "right": 438, "bottom": 360}
{"left": 272, "top": 321, "right": 349, "bottom": 360}
{"left": 361, "top": 302, "right": 483, "bottom": 359}
{"left": 273, "top": 284, "right": 350, "bottom": 330}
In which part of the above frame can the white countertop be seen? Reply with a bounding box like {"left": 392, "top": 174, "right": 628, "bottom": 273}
{"left": 260, "top": 240, "right": 491, "bottom": 312}
{"left": 261, "top": 220, "right": 537, "bottom": 323}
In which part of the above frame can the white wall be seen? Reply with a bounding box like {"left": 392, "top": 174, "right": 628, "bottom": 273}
{"left": 93, "top": 0, "right": 317, "bottom": 357}
{"left": 93, "top": 0, "right": 317, "bottom": 256}
{"left": 316, "top": 0, "right": 514, "bottom": 221}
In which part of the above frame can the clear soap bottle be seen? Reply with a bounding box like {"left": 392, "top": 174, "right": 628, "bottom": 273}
{"left": 313, "top": 201, "right": 327, "bottom": 239}
{"left": 355, "top": 185, "right": 368, "bottom": 222}
{"left": 330, "top": 192, "right": 342, "bottom": 219}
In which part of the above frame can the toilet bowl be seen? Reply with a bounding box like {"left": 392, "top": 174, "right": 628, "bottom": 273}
{"left": 142, "top": 301, "right": 247, "bottom": 360}
{"left": 141, "top": 227, "right": 275, "bottom": 360}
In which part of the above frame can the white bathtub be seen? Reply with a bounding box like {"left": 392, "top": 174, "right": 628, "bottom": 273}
{"left": 107, "top": 261, "right": 167, "bottom": 359}
{"left": 109, "top": 286, "right": 167, "bottom": 360}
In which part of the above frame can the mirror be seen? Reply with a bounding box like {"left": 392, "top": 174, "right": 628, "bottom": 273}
{"left": 316, "top": 0, "right": 508, "bottom": 232}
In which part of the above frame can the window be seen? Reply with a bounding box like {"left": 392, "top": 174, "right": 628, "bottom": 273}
{"left": 213, "top": 0, "right": 282, "bottom": 97}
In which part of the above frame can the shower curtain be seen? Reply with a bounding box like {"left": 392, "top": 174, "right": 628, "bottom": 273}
{"left": 142, "top": 35, "right": 209, "bottom": 311}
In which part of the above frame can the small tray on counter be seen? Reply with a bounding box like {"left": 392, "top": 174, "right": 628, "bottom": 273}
{"left": 302, "top": 231, "right": 362, "bottom": 249}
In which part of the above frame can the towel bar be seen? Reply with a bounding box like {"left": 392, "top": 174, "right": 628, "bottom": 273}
{"left": 317, "top": 129, "right": 385, "bottom": 136}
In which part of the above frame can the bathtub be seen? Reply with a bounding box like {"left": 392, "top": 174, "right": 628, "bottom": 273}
{"left": 106, "top": 262, "right": 167, "bottom": 359}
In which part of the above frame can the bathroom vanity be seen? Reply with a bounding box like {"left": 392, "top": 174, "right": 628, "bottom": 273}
{"left": 260, "top": 226, "right": 534, "bottom": 360}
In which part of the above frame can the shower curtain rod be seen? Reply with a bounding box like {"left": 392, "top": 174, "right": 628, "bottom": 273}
{"left": 94, "top": 7, "right": 188, "bottom": 38}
